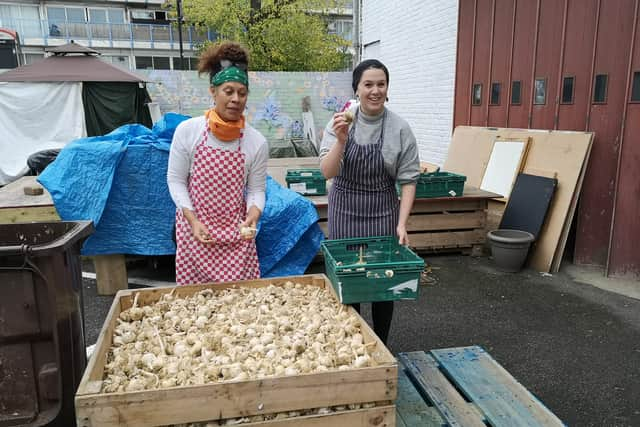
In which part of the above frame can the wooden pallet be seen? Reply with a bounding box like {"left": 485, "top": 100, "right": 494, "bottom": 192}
{"left": 396, "top": 346, "right": 564, "bottom": 427}
{"left": 75, "top": 274, "right": 397, "bottom": 426}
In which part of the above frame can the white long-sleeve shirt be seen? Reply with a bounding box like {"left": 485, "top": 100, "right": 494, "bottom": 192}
{"left": 167, "top": 116, "right": 268, "bottom": 213}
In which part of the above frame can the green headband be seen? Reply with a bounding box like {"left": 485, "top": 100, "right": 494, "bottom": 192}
{"left": 211, "top": 66, "right": 249, "bottom": 87}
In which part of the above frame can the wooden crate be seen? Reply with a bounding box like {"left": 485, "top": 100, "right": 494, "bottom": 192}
{"left": 396, "top": 346, "right": 563, "bottom": 427}
{"left": 310, "top": 187, "right": 498, "bottom": 256}
{"left": 75, "top": 274, "right": 397, "bottom": 427}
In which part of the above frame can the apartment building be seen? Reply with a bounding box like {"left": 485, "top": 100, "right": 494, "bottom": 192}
{"left": 0, "top": 0, "right": 353, "bottom": 70}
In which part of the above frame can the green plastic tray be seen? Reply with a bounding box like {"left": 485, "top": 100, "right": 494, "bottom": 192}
{"left": 285, "top": 168, "right": 327, "bottom": 195}
{"left": 414, "top": 171, "right": 466, "bottom": 198}
{"left": 321, "top": 236, "right": 424, "bottom": 304}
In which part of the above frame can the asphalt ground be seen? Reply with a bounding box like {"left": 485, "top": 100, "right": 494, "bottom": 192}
{"left": 81, "top": 254, "right": 640, "bottom": 426}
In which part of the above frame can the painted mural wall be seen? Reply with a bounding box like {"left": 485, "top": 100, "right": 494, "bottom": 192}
{"left": 141, "top": 70, "right": 353, "bottom": 153}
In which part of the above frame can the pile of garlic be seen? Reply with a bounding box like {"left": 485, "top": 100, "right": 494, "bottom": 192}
{"left": 101, "top": 281, "right": 378, "bottom": 393}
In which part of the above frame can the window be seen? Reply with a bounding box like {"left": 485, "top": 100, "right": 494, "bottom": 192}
{"left": 66, "top": 8, "right": 86, "bottom": 23}
{"left": 136, "top": 56, "right": 172, "bottom": 70}
{"left": 561, "top": 76, "right": 575, "bottom": 104}
{"left": 472, "top": 83, "right": 482, "bottom": 105}
{"left": 135, "top": 56, "right": 153, "bottom": 69}
{"left": 593, "top": 74, "right": 608, "bottom": 103}
{"left": 47, "top": 6, "right": 86, "bottom": 24}
{"left": 490, "top": 82, "right": 501, "bottom": 105}
{"left": 173, "top": 57, "right": 199, "bottom": 70}
{"left": 511, "top": 80, "right": 522, "bottom": 104}
{"left": 631, "top": 72, "right": 640, "bottom": 102}
{"left": 89, "top": 9, "right": 107, "bottom": 23}
{"left": 23, "top": 53, "right": 44, "bottom": 65}
{"left": 154, "top": 56, "right": 170, "bottom": 70}
{"left": 131, "top": 10, "right": 155, "bottom": 20}
{"left": 534, "top": 77, "right": 546, "bottom": 105}
{"left": 108, "top": 10, "right": 125, "bottom": 24}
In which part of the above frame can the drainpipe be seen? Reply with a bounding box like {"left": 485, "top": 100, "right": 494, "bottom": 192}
{"left": 353, "top": 0, "right": 361, "bottom": 65}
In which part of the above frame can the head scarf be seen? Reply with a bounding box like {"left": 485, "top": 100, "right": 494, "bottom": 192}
{"left": 211, "top": 65, "right": 249, "bottom": 87}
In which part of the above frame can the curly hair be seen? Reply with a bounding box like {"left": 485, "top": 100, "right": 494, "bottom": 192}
{"left": 197, "top": 42, "right": 249, "bottom": 78}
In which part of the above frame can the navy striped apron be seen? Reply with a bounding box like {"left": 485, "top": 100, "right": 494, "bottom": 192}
{"left": 328, "top": 110, "right": 399, "bottom": 239}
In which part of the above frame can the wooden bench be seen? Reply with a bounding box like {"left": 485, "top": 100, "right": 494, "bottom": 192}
{"left": 0, "top": 176, "right": 128, "bottom": 296}
{"left": 396, "top": 346, "right": 564, "bottom": 427}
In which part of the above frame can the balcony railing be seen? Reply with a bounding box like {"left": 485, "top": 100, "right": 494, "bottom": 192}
{"left": 1, "top": 18, "right": 216, "bottom": 49}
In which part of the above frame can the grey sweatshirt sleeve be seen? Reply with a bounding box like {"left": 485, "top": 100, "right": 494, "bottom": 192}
{"left": 395, "top": 123, "right": 421, "bottom": 185}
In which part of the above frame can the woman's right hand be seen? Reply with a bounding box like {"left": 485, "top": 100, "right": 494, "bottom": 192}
{"left": 332, "top": 112, "right": 351, "bottom": 145}
{"left": 191, "top": 220, "right": 215, "bottom": 244}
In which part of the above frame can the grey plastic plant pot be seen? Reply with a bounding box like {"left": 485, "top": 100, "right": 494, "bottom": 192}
{"left": 487, "top": 229, "right": 535, "bottom": 273}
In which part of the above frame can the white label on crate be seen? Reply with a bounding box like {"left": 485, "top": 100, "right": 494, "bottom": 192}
{"left": 289, "top": 182, "right": 307, "bottom": 193}
{"left": 300, "top": 172, "right": 313, "bottom": 177}
{"left": 305, "top": 188, "right": 318, "bottom": 194}
{"left": 388, "top": 279, "right": 418, "bottom": 295}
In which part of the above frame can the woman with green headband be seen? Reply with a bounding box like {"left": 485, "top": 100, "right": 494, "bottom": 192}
{"left": 167, "top": 42, "right": 268, "bottom": 285}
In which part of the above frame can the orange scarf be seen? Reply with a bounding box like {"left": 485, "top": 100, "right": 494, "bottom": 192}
{"left": 205, "top": 109, "right": 245, "bottom": 142}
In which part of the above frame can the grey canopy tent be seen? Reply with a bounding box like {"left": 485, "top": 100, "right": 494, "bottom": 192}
{"left": 0, "top": 42, "right": 153, "bottom": 183}
{"left": 0, "top": 41, "right": 152, "bottom": 136}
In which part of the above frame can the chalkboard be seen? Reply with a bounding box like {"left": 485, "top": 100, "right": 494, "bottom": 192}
{"left": 499, "top": 173, "right": 557, "bottom": 239}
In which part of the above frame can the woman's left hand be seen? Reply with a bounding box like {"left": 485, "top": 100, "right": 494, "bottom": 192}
{"left": 397, "top": 224, "right": 410, "bottom": 246}
{"left": 239, "top": 219, "right": 257, "bottom": 240}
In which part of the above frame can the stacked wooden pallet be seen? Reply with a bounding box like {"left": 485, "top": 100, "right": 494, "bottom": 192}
{"left": 396, "top": 346, "right": 564, "bottom": 426}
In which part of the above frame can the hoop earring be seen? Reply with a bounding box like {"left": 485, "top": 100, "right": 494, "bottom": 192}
{"left": 386, "top": 96, "right": 389, "bottom": 102}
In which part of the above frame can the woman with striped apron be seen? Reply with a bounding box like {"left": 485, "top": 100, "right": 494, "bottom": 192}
{"left": 320, "top": 59, "right": 420, "bottom": 344}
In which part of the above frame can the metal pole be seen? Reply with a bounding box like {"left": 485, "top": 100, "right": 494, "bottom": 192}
{"left": 177, "top": 0, "right": 184, "bottom": 69}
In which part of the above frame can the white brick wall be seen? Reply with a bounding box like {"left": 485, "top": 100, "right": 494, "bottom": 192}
{"left": 361, "top": 0, "right": 458, "bottom": 166}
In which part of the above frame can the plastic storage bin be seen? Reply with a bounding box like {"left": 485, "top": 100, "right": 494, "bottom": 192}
{"left": 413, "top": 171, "right": 467, "bottom": 198}
{"left": 285, "top": 168, "right": 327, "bottom": 195}
{"left": 321, "top": 236, "right": 425, "bottom": 304}
{"left": 0, "top": 221, "right": 93, "bottom": 426}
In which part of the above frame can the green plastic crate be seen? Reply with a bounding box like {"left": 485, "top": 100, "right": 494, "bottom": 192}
{"left": 321, "top": 236, "right": 425, "bottom": 304}
{"left": 285, "top": 168, "right": 327, "bottom": 195}
{"left": 414, "top": 171, "right": 467, "bottom": 198}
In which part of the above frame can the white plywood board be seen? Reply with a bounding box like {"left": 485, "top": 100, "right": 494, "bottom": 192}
{"left": 480, "top": 140, "right": 526, "bottom": 198}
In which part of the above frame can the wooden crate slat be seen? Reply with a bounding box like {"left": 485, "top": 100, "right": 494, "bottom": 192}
{"left": 430, "top": 346, "right": 564, "bottom": 427}
{"left": 0, "top": 206, "right": 60, "bottom": 224}
{"left": 398, "top": 352, "right": 486, "bottom": 427}
{"left": 77, "top": 370, "right": 394, "bottom": 427}
{"left": 410, "top": 230, "right": 485, "bottom": 250}
{"left": 396, "top": 368, "right": 445, "bottom": 427}
{"left": 238, "top": 405, "right": 395, "bottom": 427}
{"left": 411, "top": 199, "right": 486, "bottom": 214}
{"left": 406, "top": 211, "right": 486, "bottom": 232}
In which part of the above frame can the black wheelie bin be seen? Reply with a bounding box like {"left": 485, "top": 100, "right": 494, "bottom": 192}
{"left": 0, "top": 221, "right": 93, "bottom": 426}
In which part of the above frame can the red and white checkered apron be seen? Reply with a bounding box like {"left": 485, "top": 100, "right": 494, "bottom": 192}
{"left": 174, "top": 124, "right": 260, "bottom": 285}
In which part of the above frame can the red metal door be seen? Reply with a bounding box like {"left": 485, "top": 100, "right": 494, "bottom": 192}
{"left": 506, "top": 0, "right": 538, "bottom": 128}
{"left": 470, "top": 0, "right": 493, "bottom": 126}
{"left": 575, "top": 0, "right": 636, "bottom": 266}
{"left": 454, "top": 0, "right": 476, "bottom": 127}
{"left": 487, "top": 0, "right": 515, "bottom": 126}
{"left": 608, "top": 0, "right": 640, "bottom": 278}
{"left": 556, "top": 0, "right": 599, "bottom": 131}
{"left": 530, "top": 0, "right": 565, "bottom": 130}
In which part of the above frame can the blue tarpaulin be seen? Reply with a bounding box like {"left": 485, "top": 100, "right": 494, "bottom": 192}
{"left": 257, "top": 176, "right": 324, "bottom": 278}
{"left": 38, "top": 113, "right": 323, "bottom": 277}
